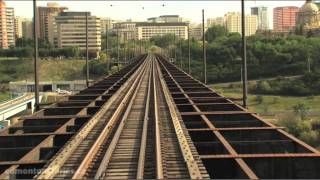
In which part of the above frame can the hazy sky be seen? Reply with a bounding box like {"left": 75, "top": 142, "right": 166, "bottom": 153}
{"left": 6, "top": 1, "right": 306, "bottom": 24}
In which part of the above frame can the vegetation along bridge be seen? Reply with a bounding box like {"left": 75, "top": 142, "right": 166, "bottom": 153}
{"left": 0, "top": 54, "right": 319, "bottom": 179}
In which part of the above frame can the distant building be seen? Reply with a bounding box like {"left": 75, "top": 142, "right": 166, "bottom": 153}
{"left": 14, "top": 16, "right": 23, "bottom": 39}
{"left": 189, "top": 23, "right": 207, "bottom": 40}
{"left": 225, "top": 12, "right": 258, "bottom": 36}
{"left": 21, "top": 18, "right": 33, "bottom": 39}
{"left": 100, "top": 17, "right": 115, "bottom": 34}
{"left": 37, "top": 2, "right": 68, "bottom": 44}
{"left": 251, "top": 6, "right": 269, "bottom": 30}
{"left": 147, "top": 15, "right": 183, "bottom": 23}
{"left": 273, "top": 6, "right": 299, "bottom": 32}
{"left": 0, "top": 1, "right": 8, "bottom": 48}
{"left": 55, "top": 12, "right": 101, "bottom": 55}
{"left": 296, "top": 0, "right": 320, "bottom": 30}
{"left": 5, "top": 7, "right": 14, "bottom": 47}
{"left": 135, "top": 22, "right": 188, "bottom": 40}
{"left": 0, "top": 1, "right": 15, "bottom": 48}
{"left": 112, "top": 21, "right": 136, "bottom": 41}
{"left": 207, "top": 17, "right": 225, "bottom": 27}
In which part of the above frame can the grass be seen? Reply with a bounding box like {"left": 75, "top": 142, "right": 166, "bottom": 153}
{"left": 211, "top": 83, "right": 320, "bottom": 114}
{"left": 0, "top": 92, "right": 11, "bottom": 103}
{"left": 0, "top": 59, "right": 87, "bottom": 82}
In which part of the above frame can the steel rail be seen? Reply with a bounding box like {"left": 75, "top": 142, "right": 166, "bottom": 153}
{"left": 73, "top": 55, "right": 150, "bottom": 179}
{"left": 94, "top": 57, "right": 151, "bottom": 179}
{"left": 155, "top": 57, "right": 203, "bottom": 179}
{"left": 157, "top": 56, "right": 258, "bottom": 179}
{"left": 136, "top": 57, "right": 153, "bottom": 179}
{"left": 152, "top": 55, "right": 164, "bottom": 179}
{"left": 36, "top": 56, "right": 147, "bottom": 179}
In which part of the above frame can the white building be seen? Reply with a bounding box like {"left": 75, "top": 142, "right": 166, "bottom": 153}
{"left": 14, "top": 16, "right": 23, "bottom": 39}
{"left": 207, "top": 17, "right": 225, "bottom": 27}
{"left": 225, "top": 12, "right": 258, "bottom": 36}
{"left": 6, "top": 7, "right": 15, "bottom": 47}
{"left": 136, "top": 22, "right": 188, "bottom": 40}
{"left": 251, "top": 6, "right": 269, "bottom": 30}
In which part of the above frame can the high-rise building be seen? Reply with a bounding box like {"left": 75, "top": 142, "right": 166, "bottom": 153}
{"left": 21, "top": 18, "right": 33, "bottom": 39}
{"left": 112, "top": 21, "right": 136, "bottom": 41}
{"left": 135, "top": 22, "right": 188, "bottom": 40}
{"left": 0, "top": 1, "right": 15, "bottom": 49}
{"left": 100, "top": 17, "right": 115, "bottom": 34}
{"left": 0, "top": 1, "right": 8, "bottom": 48}
{"left": 14, "top": 16, "right": 23, "bottom": 39}
{"left": 55, "top": 12, "right": 101, "bottom": 54}
{"left": 37, "top": 2, "right": 67, "bottom": 44}
{"left": 6, "top": 7, "right": 14, "bottom": 47}
{"left": 225, "top": 12, "right": 258, "bottom": 36}
{"left": 251, "top": 6, "right": 269, "bottom": 30}
{"left": 207, "top": 17, "right": 225, "bottom": 27}
{"left": 273, "top": 6, "right": 299, "bottom": 32}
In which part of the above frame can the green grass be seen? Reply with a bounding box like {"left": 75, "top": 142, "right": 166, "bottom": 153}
{"left": 211, "top": 83, "right": 320, "bottom": 114}
{"left": 0, "top": 92, "right": 11, "bottom": 103}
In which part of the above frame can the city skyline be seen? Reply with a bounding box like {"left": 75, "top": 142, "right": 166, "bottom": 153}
{"left": 6, "top": 1, "right": 306, "bottom": 27}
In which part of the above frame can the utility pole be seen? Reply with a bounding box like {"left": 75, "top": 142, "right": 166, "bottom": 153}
{"left": 33, "top": 0, "right": 39, "bottom": 111}
{"left": 241, "top": 0, "right": 248, "bottom": 108}
{"left": 202, "top": 9, "right": 207, "bottom": 84}
{"left": 174, "top": 34, "right": 176, "bottom": 64}
{"left": 179, "top": 29, "right": 182, "bottom": 68}
{"left": 117, "top": 29, "right": 120, "bottom": 71}
{"left": 188, "top": 24, "right": 191, "bottom": 75}
{"left": 85, "top": 12, "right": 89, "bottom": 87}
{"left": 106, "top": 24, "right": 110, "bottom": 72}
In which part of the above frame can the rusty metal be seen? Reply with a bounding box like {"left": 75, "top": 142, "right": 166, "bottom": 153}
{"left": 0, "top": 55, "right": 147, "bottom": 179}
{"left": 155, "top": 54, "right": 320, "bottom": 179}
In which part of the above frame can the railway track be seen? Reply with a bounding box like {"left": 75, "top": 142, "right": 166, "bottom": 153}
{"left": 35, "top": 54, "right": 208, "bottom": 179}
{"left": 1, "top": 53, "right": 319, "bottom": 179}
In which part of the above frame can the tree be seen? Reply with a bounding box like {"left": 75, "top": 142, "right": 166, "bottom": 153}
{"left": 293, "top": 103, "right": 310, "bottom": 120}
{"left": 205, "top": 25, "right": 228, "bottom": 43}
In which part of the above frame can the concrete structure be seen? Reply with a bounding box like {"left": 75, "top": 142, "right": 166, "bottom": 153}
{"left": 207, "top": 17, "right": 225, "bottom": 27}
{"left": 55, "top": 12, "right": 101, "bottom": 54}
{"left": 251, "top": 6, "right": 269, "bottom": 30}
{"left": 112, "top": 21, "right": 136, "bottom": 41}
{"left": 21, "top": 18, "right": 33, "bottom": 39}
{"left": 100, "top": 17, "right": 115, "bottom": 34}
{"left": 0, "top": 1, "right": 15, "bottom": 48}
{"left": 10, "top": 80, "right": 87, "bottom": 95}
{"left": 37, "top": 2, "right": 68, "bottom": 44}
{"left": 296, "top": 0, "right": 320, "bottom": 30}
{"left": 136, "top": 22, "right": 188, "bottom": 40}
{"left": 273, "top": 6, "right": 299, "bottom": 32}
{"left": 0, "top": 94, "right": 42, "bottom": 124}
{"left": 5, "top": 7, "right": 14, "bottom": 46}
{"left": 225, "top": 12, "right": 258, "bottom": 36}
{"left": 14, "top": 16, "right": 22, "bottom": 39}
{"left": 189, "top": 23, "right": 207, "bottom": 40}
{"left": 147, "top": 15, "right": 183, "bottom": 23}
{"left": 0, "top": 0, "right": 8, "bottom": 48}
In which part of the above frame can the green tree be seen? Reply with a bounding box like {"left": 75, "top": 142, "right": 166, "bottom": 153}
{"left": 205, "top": 25, "right": 228, "bottom": 43}
{"left": 293, "top": 103, "right": 310, "bottom": 120}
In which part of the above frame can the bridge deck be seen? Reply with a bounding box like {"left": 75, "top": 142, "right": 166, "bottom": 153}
{"left": 0, "top": 54, "right": 318, "bottom": 179}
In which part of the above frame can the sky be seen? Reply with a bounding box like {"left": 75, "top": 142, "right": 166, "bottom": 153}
{"left": 5, "top": 0, "right": 306, "bottom": 25}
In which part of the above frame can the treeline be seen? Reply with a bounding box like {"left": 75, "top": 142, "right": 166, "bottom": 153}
{"left": 251, "top": 72, "right": 320, "bottom": 96}
{"left": 0, "top": 38, "right": 82, "bottom": 58}
{"left": 152, "top": 25, "right": 320, "bottom": 84}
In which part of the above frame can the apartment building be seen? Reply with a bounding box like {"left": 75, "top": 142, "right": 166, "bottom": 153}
{"left": 37, "top": 2, "right": 67, "bottom": 44}
{"left": 251, "top": 6, "right": 269, "bottom": 30}
{"left": 55, "top": 12, "right": 101, "bottom": 54}
{"left": 273, "top": 6, "right": 299, "bottom": 32}
{"left": 136, "top": 22, "right": 188, "bottom": 40}
{"left": 225, "top": 12, "right": 258, "bottom": 36}
{"left": 207, "top": 17, "right": 225, "bottom": 27}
